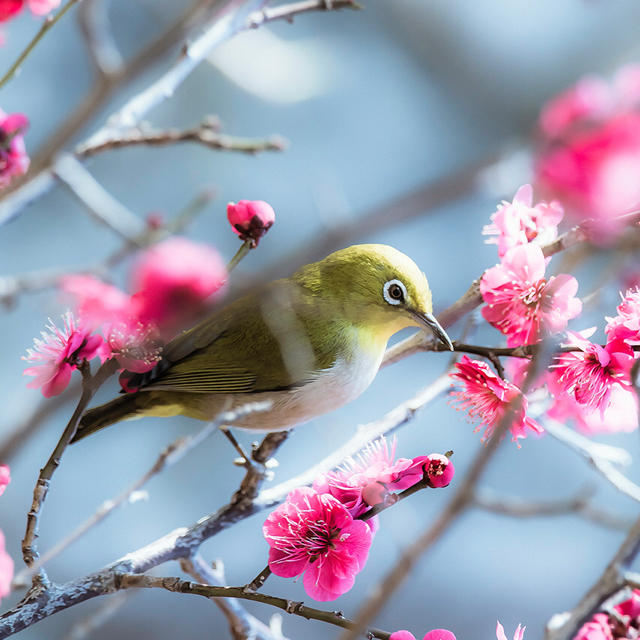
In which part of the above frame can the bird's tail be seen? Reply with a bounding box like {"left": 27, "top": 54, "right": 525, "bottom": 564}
{"left": 72, "top": 394, "right": 142, "bottom": 444}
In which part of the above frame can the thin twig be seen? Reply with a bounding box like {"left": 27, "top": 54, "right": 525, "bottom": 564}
{"left": 77, "top": 0, "right": 123, "bottom": 77}
{"left": 246, "top": 0, "right": 360, "bottom": 28}
{"left": 117, "top": 574, "right": 392, "bottom": 640}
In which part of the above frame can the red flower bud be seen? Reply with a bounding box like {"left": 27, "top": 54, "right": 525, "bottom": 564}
{"left": 424, "top": 454, "right": 455, "bottom": 488}
{"left": 227, "top": 200, "right": 275, "bottom": 247}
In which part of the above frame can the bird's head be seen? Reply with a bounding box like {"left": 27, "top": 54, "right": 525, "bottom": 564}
{"left": 296, "top": 244, "right": 453, "bottom": 349}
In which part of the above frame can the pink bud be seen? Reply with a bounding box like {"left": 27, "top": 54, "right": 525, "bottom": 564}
{"left": 425, "top": 454, "right": 455, "bottom": 488}
{"left": 0, "top": 465, "right": 9, "bottom": 497}
{"left": 390, "top": 632, "right": 417, "bottom": 640}
{"left": 146, "top": 212, "right": 164, "bottom": 230}
{"left": 423, "top": 630, "right": 457, "bottom": 640}
{"left": 227, "top": 200, "right": 275, "bottom": 247}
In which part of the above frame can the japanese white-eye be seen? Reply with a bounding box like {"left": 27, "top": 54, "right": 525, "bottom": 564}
{"left": 72, "top": 244, "right": 452, "bottom": 442}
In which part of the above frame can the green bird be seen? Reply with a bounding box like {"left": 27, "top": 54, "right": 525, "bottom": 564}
{"left": 72, "top": 244, "right": 452, "bottom": 443}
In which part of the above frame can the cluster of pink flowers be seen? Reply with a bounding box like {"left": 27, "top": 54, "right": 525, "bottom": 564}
{"left": 535, "top": 64, "right": 640, "bottom": 239}
{"left": 0, "top": 465, "right": 12, "bottom": 605}
{"left": 0, "top": 0, "right": 59, "bottom": 21}
{"left": 574, "top": 590, "right": 640, "bottom": 639}
{"left": 263, "top": 437, "right": 454, "bottom": 601}
{"left": 0, "top": 110, "right": 29, "bottom": 188}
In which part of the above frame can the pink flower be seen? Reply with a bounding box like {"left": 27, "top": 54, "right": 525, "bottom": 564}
{"left": 483, "top": 185, "right": 564, "bottom": 258}
{"left": 105, "top": 320, "right": 162, "bottom": 374}
{"left": 23, "top": 312, "right": 104, "bottom": 397}
{"left": 550, "top": 332, "right": 634, "bottom": 417}
{"left": 0, "top": 110, "right": 29, "bottom": 188}
{"left": 497, "top": 621, "right": 525, "bottom": 640}
{"left": 227, "top": 200, "right": 275, "bottom": 247}
{"left": 0, "top": 0, "right": 22, "bottom": 21}
{"left": 60, "top": 275, "right": 131, "bottom": 329}
{"left": 424, "top": 454, "right": 455, "bottom": 488}
{"left": 481, "top": 244, "right": 582, "bottom": 347}
{"left": 606, "top": 288, "right": 640, "bottom": 342}
{"left": 450, "top": 356, "right": 543, "bottom": 444}
{"left": 313, "top": 437, "right": 425, "bottom": 517}
{"left": 0, "top": 530, "right": 13, "bottom": 604}
{"left": 0, "top": 465, "right": 9, "bottom": 497}
{"left": 26, "top": 0, "right": 59, "bottom": 15}
{"left": 539, "top": 76, "right": 612, "bottom": 139}
{"left": 614, "top": 589, "right": 640, "bottom": 622}
{"left": 263, "top": 487, "right": 372, "bottom": 601}
{"left": 390, "top": 633, "right": 417, "bottom": 640}
{"left": 573, "top": 613, "right": 613, "bottom": 640}
{"left": 0, "top": 0, "right": 59, "bottom": 19}
{"left": 390, "top": 631, "right": 456, "bottom": 640}
{"left": 130, "top": 237, "right": 227, "bottom": 338}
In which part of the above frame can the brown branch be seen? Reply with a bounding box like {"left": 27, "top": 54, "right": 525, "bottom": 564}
{"left": 117, "top": 574, "right": 392, "bottom": 640}
{"left": 76, "top": 119, "right": 287, "bottom": 157}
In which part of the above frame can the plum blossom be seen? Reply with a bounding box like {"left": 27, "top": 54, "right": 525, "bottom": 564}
{"left": 535, "top": 65, "right": 640, "bottom": 239}
{"left": 497, "top": 621, "right": 525, "bottom": 640}
{"left": 23, "top": 312, "right": 104, "bottom": 397}
{"left": 0, "top": 530, "right": 13, "bottom": 604}
{"left": 550, "top": 331, "right": 634, "bottom": 417}
{"left": 481, "top": 244, "right": 582, "bottom": 347}
{"left": 105, "top": 320, "right": 162, "bottom": 374}
{"left": 424, "top": 454, "right": 455, "bottom": 488}
{"left": 483, "top": 184, "right": 564, "bottom": 258}
{"left": 0, "top": 0, "right": 59, "bottom": 20}
{"left": 130, "top": 237, "right": 227, "bottom": 337}
{"left": 227, "top": 200, "right": 275, "bottom": 247}
{"left": 573, "top": 613, "right": 613, "bottom": 640}
{"left": 390, "top": 631, "right": 456, "bottom": 640}
{"left": 0, "top": 465, "right": 9, "bottom": 497}
{"left": 606, "top": 287, "right": 640, "bottom": 342}
{"left": 263, "top": 487, "right": 372, "bottom": 601}
{"left": 0, "top": 110, "right": 29, "bottom": 188}
{"left": 313, "top": 437, "right": 427, "bottom": 517}
{"left": 450, "top": 356, "right": 543, "bottom": 444}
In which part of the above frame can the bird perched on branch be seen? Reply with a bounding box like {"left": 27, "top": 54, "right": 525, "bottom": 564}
{"left": 72, "top": 244, "right": 452, "bottom": 442}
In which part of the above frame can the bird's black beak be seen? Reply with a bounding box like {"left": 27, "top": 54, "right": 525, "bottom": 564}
{"left": 420, "top": 312, "right": 454, "bottom": 351}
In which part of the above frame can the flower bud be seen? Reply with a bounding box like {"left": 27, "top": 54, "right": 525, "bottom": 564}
{"left": 227, "top": 200, "right": 275, "bottom": 247}
{"left": 424, "top": 454, "right": 455, "bottom": 488}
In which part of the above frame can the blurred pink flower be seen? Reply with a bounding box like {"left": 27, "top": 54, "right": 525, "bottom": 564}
{"left": 130, "top": 237, "right": 227, "bottom": 338}
{"left": 106, "top": 320, "right": 162, "bottom": 374}
{"left": 614, "top": 588, "right": 640, "bottom": 622}
{"left": 60, "top": 275, "right": 131, "bottom": 329}
{"left": 481, "top": 244, "right": 581, "bottom": 347}
{"left": 0, "top": 0, "right": 59, "bottom": 19}
{"left": 263, "top": 487, "right": 372, "bottom": 601}
{"left": 573, "top": 613, "right": 613, "bottom": 640}
{"left": 313, "top": 437, "right": 425, "bottom": 516}
{"left": 23, "top": 312, "right": 103, "bottom": 397}
{"left": 606, "top": 287, "right": 640, "bottom": 342}
{"left": 0, "top": 110, "right": 28, "bottom": 188}
{"left": 550, "top": 332, "right": 634, "bottom": 417}
{"left": 390, "top": 633, "right": 417, "bottom": 640}
{"left": 390, "top": 631, "right": 456, "bottom": 640}
{"left": 497, "top": 621, "right": 525, "bottom": 640}
{"left": 0, "top": 465, "right": 9, "bottom": 497}
{"left": 26, "top": 0, "right": 59, "bottom": 15}
{"left": 0, "top": 530, "right": 13, "bottom": 604}
{"left": 0, "top": 0, "right": 22, "bottom": 21}
{"left": 450, "top": 356, "right": 543, "bottom": 444}
{"left": 483, "top": 184, "right": 564, "bottom": 257}
{"left": 424, "top": 454, "right": 455, "bottom": 488}
{"left": 227, "top": 200, "right": 275, "bottom": 247}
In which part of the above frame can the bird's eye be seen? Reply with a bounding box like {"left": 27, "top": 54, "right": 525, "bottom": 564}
{"left": 383, "top": 279, "right": 407, "bottom": 306}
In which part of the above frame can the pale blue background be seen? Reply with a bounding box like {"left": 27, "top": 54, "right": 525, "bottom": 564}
{"left": 1, "top": 1, "right": 640, "bottom": 639}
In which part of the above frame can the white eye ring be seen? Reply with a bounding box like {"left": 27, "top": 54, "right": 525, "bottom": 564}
{"left": 383, "top": 279, "right": 407, "bottom": 306}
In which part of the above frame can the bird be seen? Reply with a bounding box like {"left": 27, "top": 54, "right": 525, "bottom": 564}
{"left": 72, "top": 244, "right": 452, "bottom": 443}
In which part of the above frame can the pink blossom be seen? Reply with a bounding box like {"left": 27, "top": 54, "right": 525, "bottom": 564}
{"left": 390, "top": 631, "right": 456, "bottom": 640}
{"left": 539, "top": 76, "right": 612, "bottom": 139}
{"left": 105, "top": 320, "right": 162, "bottom": 374}
{"left": 313, "top": 437, "right": 425, "bottom": 517}
{"left": 130, "top": 237, "right": 227, "bottom": 338}
{"left": 0, "top": 0, "right": 59, "bottom": 19}
{"left": 548, "top": 383, "right": 638, "bottom": 434}
{"left": 227, "top": 200, "right": 275, "bottom": 247}
{"left": 0, "top": 465, "right": 9, "bottom": 497}
{"left": 483, "top": 184, "right": 564, "bottom": 257}
{"left": 390, "top": 632, "right": 417, "bottom": 640}
{"left": 0, "top": 530, "right": 13, "bottom": 604}
{"left": 450, "top": 356, "right": 543, "bottom": 444}
{"left": 0, "top": 110, "right": 29, "bottom": 188}
{"left": 0, "top": 0, "right": 22, "bottom": 21}
{"left": 26, "top": 0, "right": 59, "bottom": 15}
{"left": 60, "top": 275, "right": 131, "bottom": 329}
{"left": 263, "top": 487, "right": 372, "bottom": 601}
{"left": 614, "top": 588, "right": 640, "bottom": 622}
{"left": 424, "top": 454, "right": 455, "bottom": 488}
{"left": 497, "top": 621, "right": 525, "bottom": 640}
{"left": 23, "top": 312, "right": 104, "bottom": 397}
{"left": 606, "top": 288, "right": 640, "bottom": 342}
{"left": 573, "top": 613, "right": 613, "bottom": 640}
{"left": 481, "top": 244, "right": 582, "bottom": 347}
{"left": 550, "top": 332, "right": 634, "bottom": 417}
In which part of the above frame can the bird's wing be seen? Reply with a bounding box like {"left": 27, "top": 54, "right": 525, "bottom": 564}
{"left": 135, "top": 281, "right": 327, "bottom": 394}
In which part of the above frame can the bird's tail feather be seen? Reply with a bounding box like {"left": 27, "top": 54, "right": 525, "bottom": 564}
{"left": 72, "top": 394, "right": 141, "bottom": 443}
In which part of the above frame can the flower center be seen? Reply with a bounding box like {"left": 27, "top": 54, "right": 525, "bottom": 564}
{"left": 521, "top": 278, "right": 547, "bottom": 306}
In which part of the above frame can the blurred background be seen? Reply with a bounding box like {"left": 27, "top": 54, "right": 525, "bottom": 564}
{"left": 2, "top": 0, "right": 640, "bottom": 638}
